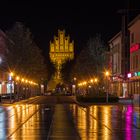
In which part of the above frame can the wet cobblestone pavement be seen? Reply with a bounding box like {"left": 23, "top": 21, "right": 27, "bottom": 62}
{"left": 69, "top": 104, "right": 140, "bottom": 140}
{"left": 0, "top": 96, "right": 140, "bottom": 140}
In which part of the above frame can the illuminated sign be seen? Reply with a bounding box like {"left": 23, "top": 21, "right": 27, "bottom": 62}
{"left": 130, "top": 44, "right": 140, "bottom": 53}
{"left": 127, "top": 73, "right": 132, "bottom": 78}
{"left": 128, "top": 71, "right": 140, "bottom": 78}
{"left": 134, "top": 72, "right": 138, "bottom": 76}
{"left": 8, "top": 75, "right": 12, "bottom": 81}
{"left": 138, "top": 72, "right": 140, "bottom": 76}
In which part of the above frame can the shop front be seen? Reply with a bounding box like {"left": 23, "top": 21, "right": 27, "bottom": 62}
{"left": 111, "top": 76, "right": 124, "bottom": 97}
{"left": 127, "top": 72, "right": 140, "bottom": 96}
{"left": 0, "top": 72, "right": 14, "bottom": 95}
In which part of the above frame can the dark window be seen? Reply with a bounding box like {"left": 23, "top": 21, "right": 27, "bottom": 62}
{"left": 131, "top": 56, "right": 133, "bottom": 70}
{"left": 133, "top": 56, "right": 135, "bottom": 69}
{"left": 131, "top": 33, "right": 134, "bottom": 43}
{"left": 136, "top": 55, "right": 138, "bottom": 69}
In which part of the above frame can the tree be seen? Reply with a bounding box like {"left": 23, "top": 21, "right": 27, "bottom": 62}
{"left": 61, "top": 59, "right": 75, "bottom": 84}
{"left": 6, "top": 22, "right": 48, "bottom": 82}
{"left": 71, "top": 35, "right": 107, "bottom": 80}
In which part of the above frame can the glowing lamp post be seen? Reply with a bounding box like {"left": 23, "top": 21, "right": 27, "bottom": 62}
{"left": 72, "top": 77, "right": 77, "bottom": 95}
{"left": 94, "top": 78, "right": 98, "bottom": 83}
{"left": 105, "top": 71, "right": 110, "bottom": 103}
{"left": 94, "top": 78, "right": 98, "bottom": 93}
{"left": 74, "top": 77, "right": 77, "bottom": 81}
{"left": 15, "top": 76, "right": 20, "bottom": 101}
{"left": 9, "top": 72, "right": 14, "bottom": 103}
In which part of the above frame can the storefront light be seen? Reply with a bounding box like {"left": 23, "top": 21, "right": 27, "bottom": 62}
{"left": 134, "top": 72, "right": 138, "bottom": 76}
{"left": 16, "top": 76, "right": 20, "bottom": 81}
{"left": 127, "top": 73, "right": 132, "bottom": 78}
{"left": 130, "top": 44, "right": 140, "bottom": 53}
{"left": 2, "top": 82, "right": 5, "bottom": 85}
{"left": 0, "top": 57, "right": 2, "bottom": 64}
{"left": 8, "top": 75, "right": 12, "bottom": 81}
{"left": 138, "top": 72, "right": 140, "bottom": 76}
{"left": 88, "top": 85, "right": 91, "bottom": 88}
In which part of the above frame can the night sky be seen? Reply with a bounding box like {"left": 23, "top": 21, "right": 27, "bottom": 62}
{"left": 0, "top": 0, "right": 140, "bottom": 56}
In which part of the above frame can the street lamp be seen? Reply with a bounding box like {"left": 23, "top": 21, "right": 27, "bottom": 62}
{"left": 9, "top": 72, "right": 14, "bottom": 103}
{"left": 15, "top": 76, "right": 20, "bottom": 101}
{"left": 72, "top": 77, "right": 77, "bottom": 95}
{"left": 105, "top": 71, "right": 109, "bottom": 77}
{"left": 90, "top": 79, "right": 93, "bottom": 83}
{"left": 73, "top": 77, "right": 77, "bottom": 81}
{"left": 105, "top": 71, "right": 110, "bottom": 103}
{"left": 94, "top": 78, "right": 98, "bottom": 93}
{"left": 94, "top": 78, "right": 98, "bottom": 83}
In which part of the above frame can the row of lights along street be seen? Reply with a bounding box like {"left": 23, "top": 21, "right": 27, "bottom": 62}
{"left": 72, "top": 71, "right": 111, "bottom": 102}
{"left": 8, "top": 72, "right": 38, "bottom": 103}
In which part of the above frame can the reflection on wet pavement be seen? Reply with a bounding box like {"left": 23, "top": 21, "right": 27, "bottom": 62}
{"left": 69, "top": 104, "right": 140, "bottom": 140}
{"left": 0, "top": 101, "right": 140, "bottom": 140}
{"left": 0, "top": 104, "right": 53, "bottom": 140}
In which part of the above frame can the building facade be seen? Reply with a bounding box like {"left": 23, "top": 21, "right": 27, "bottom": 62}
{"left": 109, "top": 32, "right": 128, "bottom": 97}
{"left": 49, "top": 29, "right": 74, "bottom": 80}
{"left": 0, "top": 29, "right": 11, "bottom": 94}
{"left": 109, "top": 14, "right": 140, "bottom": 98}
{"left": 127, "top": 15, "right": 140, "bottom": 96}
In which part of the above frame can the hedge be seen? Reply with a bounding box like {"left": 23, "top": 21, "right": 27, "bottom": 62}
{"left": 76, "top": 95, "right": 119, "bottom": 103}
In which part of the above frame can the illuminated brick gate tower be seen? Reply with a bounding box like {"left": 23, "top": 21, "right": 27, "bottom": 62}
{"left": 49, "top": 30, "right": 74, "bottom": 89}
